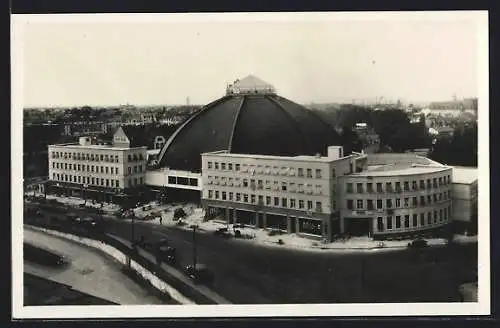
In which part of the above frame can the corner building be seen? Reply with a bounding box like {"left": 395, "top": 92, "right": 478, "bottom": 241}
{"left": 338, "top": 154, "right": 453, "bottom": 239}
{"left": 202, "top": 149, "right": 453, "bottom": 242}
{"left": 47, "top": 134, "right": 147, "bottom": 204}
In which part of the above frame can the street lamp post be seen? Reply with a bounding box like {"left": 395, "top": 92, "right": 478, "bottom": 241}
{"left": 192, "top": 225, "right": 197, "bottom": 270}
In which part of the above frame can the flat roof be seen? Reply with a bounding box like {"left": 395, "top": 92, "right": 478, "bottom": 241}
{"left": 350, "top": 164, "right": 450, "bottom": 177}
{"left": 452, "top": 166, "right": 478, "bottom": 184}
{"left": 202, "top": 151, "right": 353, "bottom": 163}
{"left": 49, "top": 143, "right": 146, "bottom": 151}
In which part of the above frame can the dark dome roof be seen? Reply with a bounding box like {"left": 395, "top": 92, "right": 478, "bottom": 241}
{"left": 157, "top": 94, "right": 341, "bottom": 172}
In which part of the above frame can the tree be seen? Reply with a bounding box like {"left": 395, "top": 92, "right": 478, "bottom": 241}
{"left": 339, "top": 125, "right": 363, "bottom": 155}
{"left": 174, "top": 208, "right": 187, "bottom": 220}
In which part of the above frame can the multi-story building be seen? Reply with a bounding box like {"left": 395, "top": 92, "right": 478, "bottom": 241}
{"left": 338, "top": 154, "right": 453, "bottom": 239}
{"left": 47, "top": 130, "right": 147, "bottom": 204}
{"left": 201, "top": 146, "right": 359, "bottom": 241}
{"left": 451, "top": 166, "right": 478, "bottom": 233}
{"left": 201, "top": 148, "right": 454, "bottom": 241}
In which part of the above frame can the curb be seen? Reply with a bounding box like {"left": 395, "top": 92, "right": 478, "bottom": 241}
{"left": 24, "top": 225, "right": 195, "bottom": 305}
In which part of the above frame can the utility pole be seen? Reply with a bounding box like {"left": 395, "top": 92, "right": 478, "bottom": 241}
{"left": 192, "top": 225, "right": 197, "bottom": 270}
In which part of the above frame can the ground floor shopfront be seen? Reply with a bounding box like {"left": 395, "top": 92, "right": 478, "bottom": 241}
{"left": 201, "top": 199, "right": 339, "bottom": 242}
{"left": 45, "top": 181, "right": 152, "bottom": 208}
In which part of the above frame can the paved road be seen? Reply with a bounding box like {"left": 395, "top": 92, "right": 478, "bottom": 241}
{"left": 24, "top": 227, "right": 166, "bottom": 305}
{"left": 28, "top": 203, "right": 478, "bottom": 304}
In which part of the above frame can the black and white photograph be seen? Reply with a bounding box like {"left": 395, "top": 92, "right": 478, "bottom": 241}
{"left": 11, "top": 11, "right": 489, "bottom": 319}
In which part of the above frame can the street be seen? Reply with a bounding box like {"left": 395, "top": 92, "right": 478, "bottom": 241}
{"left": 24, "top": 227, "right": 167, "bottom": 305}
{"left": 26, "top": 204, "right": 478, "bottom": 304}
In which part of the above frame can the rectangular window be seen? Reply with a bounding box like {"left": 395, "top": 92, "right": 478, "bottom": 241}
{"left": 290, "top": 199, "right": 296, "bottom": 208}
{"left": 116, "top": 180, "right": 119, "bottom": 187}
{"left": 386, "top": 182, "right": 392, "bottom": 192}
{"left": 315, "top": 201, "right": 322, "bottom": 212}
{"left": 433, "top": 178, "right": 437, "bottom": 188}
{"left": 386, "top": 199, "right": 393, "bottom": 208}
{"left": 251, "top": 194, "right": 256, "bottom": 204}
{"left": 266, "top": 196, "right": 271, "bottom": 205}
{"left": 395, "top": 182, "right": 401, "bottom": 192}
{"left": 427, "top": 195, "right": 432, "bottom": 204}
{"left": 222, "top": 192, "right": 227, "bottom": 200}
{"left": 332, "top": 168, "right": 336, "bottom": 177}
{"left": 243, "top": 179, "right": 248, "bottom": 187}
{"left": 347, "top": 200, "right": 353, "bottom": 210}
{"left": 395, "top": 216, "right": 401, "bottom": 228}
{"left": 236, "top": 193, "right": 241, "bottom": 201}
{"left": 228, "top": 163, "right": 233, "bottom": 170}
{"left": 315, "top": 169, "right": 322, "bottom": 178}
{"left": 367, "top": 183, "right": 373, "bottom": 192}
{"left": 306, "top": 169, "right": 312, "bottom": 178}
{"left": 298, "top": 168, "right": 304, "bottom": 177}
{"left": 427, "top": 212, "right": 432, "bottom": 224}
{"left": 404, "top": 181, "right": 410, "bottom": 191}
{"left": 208, "top": 190, "right": 213, "bottom": 198}
{"left": 404, "top": 215, "right": 410, "bottom": 228}
{"left": 229, "top": 192, "right": 234, "bottom": 201}
{"left": 110, "top": 179, "right": 114, "bottom": 187}
{"left": 299, "top": 200, "right": 305, "bottom": 209}
{"left": 235, "top": 164, "right": 240, "bottom": 171}
{"left": 105, "top": 167, "right": 109, "bottom": 174}
{"left": 356, "top": 183, "right": 363, "bottom": 193}
{"left": 412, "top": 196, "right": 417, "bottom": 206}
{"left": 412, "top": 214, "right": 418, "bottom": 227}
{"left": 438, "top": 177, "right": 442, "bottom": 185}
{"left": 346, "top": 183, "right": 353, "bottom": 193}
{"left": 420, "top": 180, "right": 425, "bottom": 189}
{"left": 106, "top": 179, "right": 109, "bottom": 187}
{"left": 215, "top": 191, "right": 220, "bottom": 199}
{"left": 356, "top": 199, "right": 363, "bottom": 209}
{"left": 404, "top": 197, "right": 409, "bottom": 207}
{"left": 307, "top": 200, "right": 313, "bottom": 210}
{"left": 221, "top": 163, "right": 226, "bottom": 170}
{"left": 420, "top": 213, "right": 425, "bottom": 226}
{"left": 377, "top": 217, "right": 384, "bottom": 231}
{"left": 281, "top": 182, "right": 287, "bottom": 191}
{"left": 214, "top": 162, "right": 219, "bottom": 170}
{"left": 282, "top": 198, "right": 287, "bottom": 207}
{"left": 420, "top": 196, "right": 425, "bottom": 205}
{"left": 412, "top": 180, "right": 417, "bottom": 190}
{"left": 367, "top": 199, "right": 374, "bottom": 210}
{"left": 274, "top": 197, "right": 279, "bottom": 206}
{"left": 433, "top": 211, "right": 438, "bottom": 223}
{"left": 257, "top": 195, "right": 263, "bottom": 204}
{"left": 376, "top": 183, "right": 383, "bottom": 192}
{"left": 426, "top": 179, "right": 431, "bottom": 189}
{"left": 244, "top": 194, "right": 249, "bottom": 203}
{"left": 395, "top": 198, "right": 401, "bottom": 208}
{"left": 387, "top": 216, "right": 393, "bottom": 229}
{"left": 376, "top": 199, "right": 383, "bottom": 209}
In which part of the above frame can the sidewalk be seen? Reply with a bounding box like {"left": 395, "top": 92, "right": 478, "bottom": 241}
{"left": 26, "top": 192, "right": 478, "bottom": 253}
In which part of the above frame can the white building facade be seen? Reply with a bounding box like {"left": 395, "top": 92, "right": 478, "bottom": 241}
{"left": 47, "top": 135, "right": 147, "bottom": 203}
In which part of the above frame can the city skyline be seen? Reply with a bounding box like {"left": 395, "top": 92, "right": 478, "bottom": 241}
{"left": 15, "top": 12, "right": 483, "bottom": 107}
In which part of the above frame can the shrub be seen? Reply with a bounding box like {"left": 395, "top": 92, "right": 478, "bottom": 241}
{"left": 173, "top": 208, "right": 187, "bottom": 220}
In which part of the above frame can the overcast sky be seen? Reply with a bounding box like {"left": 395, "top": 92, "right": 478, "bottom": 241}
{"left": 16, "top": 12, "right": 485, "bottom": 107}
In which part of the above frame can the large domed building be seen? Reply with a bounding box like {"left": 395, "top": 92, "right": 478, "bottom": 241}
{"left": 155, "top": 75, "right": 341, "bottom": 172}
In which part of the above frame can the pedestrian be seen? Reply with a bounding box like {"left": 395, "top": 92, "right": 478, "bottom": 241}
{"left": 160, "top": 216, "right": 163, "bottom": 225}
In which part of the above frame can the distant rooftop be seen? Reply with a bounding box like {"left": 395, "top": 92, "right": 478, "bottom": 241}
{"left": 226, "top": 75, "right": 276, "bottom": 95}
{"left": 452, "top": 166, "right": 478, "bottom": 184}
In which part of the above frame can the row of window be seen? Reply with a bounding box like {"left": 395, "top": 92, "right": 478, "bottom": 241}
{"left": 206, "top": 161, "right": 329, "bottom": 179}
{"left": 51, "top": 173, "right": 143, "bottom": 187}
{"left": 51, "top": 162, "right": 144, "bottom": 175}
{"left": 206, "top": 190, "right": 325, "bottom": 213}
{"left": 51, "top": 151, "right": 145, "bottom": 163}
{"left": 346, "top": 176, "right": 451, "bottom": 194}
{"left": 206, "top": 176, "right": 325, "bottom": 195}
{"left": 346, "top": 191, "right": 451, "bottom": 210}
{"left": 375, "top": 206, "right": 452, "bottom": 232}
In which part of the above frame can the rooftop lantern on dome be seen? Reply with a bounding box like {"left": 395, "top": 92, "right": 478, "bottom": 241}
{"left": 226, "top": 75, "right": 276, "bottom": 96}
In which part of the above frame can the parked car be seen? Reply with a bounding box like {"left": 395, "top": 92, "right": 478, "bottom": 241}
{"left": 156, "top": 245, "right": 176, "bottom": 264}
{"left": 214, "top": 227, "right": 231, "bottom": 238}
{"left": 184, "top": 264, "right": 214, "bottom": 284}
{"left": 408, "top": 238, "right": 429, "bottom": 249}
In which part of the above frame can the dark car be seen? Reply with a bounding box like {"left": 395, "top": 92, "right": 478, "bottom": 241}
{"left": 185, "top": 264, "right": 214, "bottom": 284}
{"left": 408, "top": 238, "right": 429, "bottom": 249}
{"left": 214, "top": 227, "right": 231, "bottom": 238}
{"left": 156, "top": 245, "right": 176, "bottom": 264}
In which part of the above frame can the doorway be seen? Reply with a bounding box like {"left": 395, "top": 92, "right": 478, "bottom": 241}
{"left": 345, "top": 217, "right": 372, "bottom": 237}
